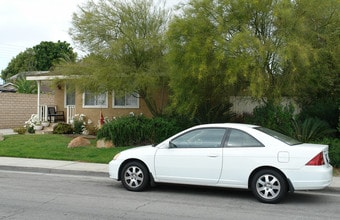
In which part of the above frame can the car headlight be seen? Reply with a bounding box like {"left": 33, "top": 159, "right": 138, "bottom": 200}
{"left": 113, "top": 153, "right": 121, "bottom": 160}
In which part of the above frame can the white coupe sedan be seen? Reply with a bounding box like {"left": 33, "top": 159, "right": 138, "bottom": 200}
{"left": 109, "top": 123, "right": 333, "bottom": 203}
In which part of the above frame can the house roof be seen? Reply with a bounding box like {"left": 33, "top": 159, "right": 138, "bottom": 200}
{"left": 24, "top": 71, "right": 70, "bottom": 81}
{"left": 9, "top": 71, "right": 50, "bottom": 81}
{"left": 0, "top": 83, "right": 16, "bottom": 93}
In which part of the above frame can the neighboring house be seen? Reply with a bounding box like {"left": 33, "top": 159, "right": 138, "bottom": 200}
{"left": 0, "top": 83, "right": 16, "bottom": 93}
{"left": 26, "top": 72, "right": 158, "bottom": 127}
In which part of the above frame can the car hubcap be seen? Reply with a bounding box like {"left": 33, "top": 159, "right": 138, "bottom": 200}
{"left": 256, "top": 174, "right": 281, "bottom": 199}
{"left": 124, "top": 166, "right": 144, "bottom": 188}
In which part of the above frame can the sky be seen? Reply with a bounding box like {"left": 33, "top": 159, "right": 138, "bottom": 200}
{"left": 0, "top": 0, "right": 183, "bottom": 84}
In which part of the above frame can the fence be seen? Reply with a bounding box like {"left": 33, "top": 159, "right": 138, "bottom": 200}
{"left": 0, "top": 93, "right": 54, "bottom": 129}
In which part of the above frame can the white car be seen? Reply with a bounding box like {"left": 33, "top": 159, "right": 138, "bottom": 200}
{"left": 109, "top": 123, "right": 333, "bottom": 203}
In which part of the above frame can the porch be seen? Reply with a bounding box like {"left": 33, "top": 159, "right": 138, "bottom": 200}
{"left": 26, "top": 72, "right": 76, "bottom": 125}
{"left": 38, "top": 105, "right": 75, "bottom": 124}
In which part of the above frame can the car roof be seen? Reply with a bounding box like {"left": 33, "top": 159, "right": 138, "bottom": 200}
{"left": 192, "top": 123, "right": 259, "bottom": 129}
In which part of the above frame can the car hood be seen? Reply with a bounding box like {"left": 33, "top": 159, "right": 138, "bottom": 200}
{"left": 118, "top": 145, "right": 157, "bottom": 159}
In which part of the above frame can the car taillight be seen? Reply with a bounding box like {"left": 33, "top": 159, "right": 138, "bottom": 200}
{"left": 306, "top": 152, "right": 325, "bottom": 166}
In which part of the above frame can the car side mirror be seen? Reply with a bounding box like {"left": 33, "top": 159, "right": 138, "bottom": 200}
{"left": 169, "top": 141, "right": 177, "bottom": 148}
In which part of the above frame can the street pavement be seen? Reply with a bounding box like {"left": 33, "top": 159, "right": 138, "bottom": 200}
{"left": 0, "top": 129, "right": 339, "bottom": 189}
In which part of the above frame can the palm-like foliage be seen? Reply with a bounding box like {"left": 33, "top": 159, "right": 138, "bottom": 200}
{"left": 291, "top": 118, "right": 335, "bottom": 142}
{"left": 14, "top": 77, "right": 37, "bottom": 94}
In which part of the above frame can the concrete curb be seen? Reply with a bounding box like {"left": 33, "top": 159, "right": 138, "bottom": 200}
{"left": 0, "top": 165, "right": 107, "bottom": 177}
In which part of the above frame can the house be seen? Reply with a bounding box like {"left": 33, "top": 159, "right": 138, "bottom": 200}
{"left": 26, "top": 71, "right": 160, "bottom": 127}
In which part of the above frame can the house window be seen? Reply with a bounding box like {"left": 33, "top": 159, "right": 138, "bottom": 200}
{"left": 64, "top": 85, "right": 75, "bottom": 107}
{"left": 83, "top": 91, "right": 108, "bottom": 108}
{"left": 113, "top": 92, "right": 139, "bottom": 108}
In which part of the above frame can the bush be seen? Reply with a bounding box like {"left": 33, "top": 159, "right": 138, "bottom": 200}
{"left": 299, "top": 98, "right": 339, "bottom": 130}
{"left": 53, "top": 123, "right": 73, "bottom": 134}
{"left": 97, "top": 115, "right": 182, "bottom": 146}
{"left": 291, "top": 118, "right": 336, "bottom": 142}
{"left": 338, "top": 107, "right": 340, "bottom": 134}
{"left": 73, "top": 118, "right": 84, "bottom": 134}
{"left": 13, "top": 127, "right": 26, "bottom": 134}
{"left": 245, "top": 102, "right": 295, "bottom": 135}
{"left": 316, "top": 138, "right": 340, "bottom": 168}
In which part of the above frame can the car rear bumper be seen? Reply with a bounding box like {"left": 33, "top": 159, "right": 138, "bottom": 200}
{"left": 285, "top": 165, "right": 333, "bottom": 190}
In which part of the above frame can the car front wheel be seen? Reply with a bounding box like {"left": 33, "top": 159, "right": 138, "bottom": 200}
{"left": 251, "top": 169, "right": 287, "bottom": 203}
{"left": 121, "top": 161, "right": 149, "bottom": 191}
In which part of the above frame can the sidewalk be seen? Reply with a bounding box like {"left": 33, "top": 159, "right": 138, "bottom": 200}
{"left": 0, "top": 157, "right": 108, "bottom": 177}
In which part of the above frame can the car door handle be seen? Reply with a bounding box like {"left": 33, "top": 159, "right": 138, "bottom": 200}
{"left": 208, "top": 154, "right": 218, "bottom": 158}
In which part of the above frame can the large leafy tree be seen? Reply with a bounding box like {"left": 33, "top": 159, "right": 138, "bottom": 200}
{"left": 33, "top": 41, "right": 77, "bottom": 71}
{"left": 1, "top": 48, "right": 36, "bottom": 81}
{"left": 167, "top": 0, "right": 236, "bottom": 123}
{"left": 61, "top": 0, "right": 170, "bottom": 116}
{"left": 1, "top": 41, "right": 76, "bottom": 94}
{"left": 167, "top": 0, "right": 339, "bottom": 122}
{"left": 280, "top": 0, "right": 339, "bottom": 102}
{"left": 1, "top": 41, "right": 77, "bottom": 81}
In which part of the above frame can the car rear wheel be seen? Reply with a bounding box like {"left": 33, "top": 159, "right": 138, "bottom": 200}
{"left": 251, "top": 169, "right": 287, "bottom": 203}
{"left": 121, "top": 161, "right": 149, "bottom": 191}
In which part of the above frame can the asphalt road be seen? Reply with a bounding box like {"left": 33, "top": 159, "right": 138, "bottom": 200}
{"left": 1, "top": 171, "right": 339, "bottom": 220}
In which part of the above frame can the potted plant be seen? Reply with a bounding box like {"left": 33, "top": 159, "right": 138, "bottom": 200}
{"left": 42, "top": 121, "right": 50, "bottom": 127}
{"left": 34, "top": 121, "right": 43, "bottom": 131}
{"left": 25, "top": 114, "right": 42, "bottom": 132}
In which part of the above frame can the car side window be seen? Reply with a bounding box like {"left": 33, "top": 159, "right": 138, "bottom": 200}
{"left": 225, "top": 129, "right": 263, "bottom": 147}
{"left": 171, "top": 128, "right": 226, "bottom": 148}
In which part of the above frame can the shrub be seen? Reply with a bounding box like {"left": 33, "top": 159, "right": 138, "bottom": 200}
{"left": 97, "top": 115, "right": 182, "bottom": 146}
{"left": 73, "top": 118, "right": 84, "bottom": 134}
{"left": 316, "top": 138, "right": 340, "bottom": 168}
{"left": 53, "top": 123, "right": 73, "bottom": 134}
{"left": 291, "top": 118, "right": 336, "bottom": 142}
{"left": 338, "top": 107, "right": 340, "bottom": 133}
{"left": 245, "top": 102, "right": 295, "bottom": 135}
{"left": 299, "top": 98, "right": 339, "bottom": 130}
{"left": 144, "top": 117, "right": 182, "bottom": 143}
{"left": 13, "top": 127, "right": 26, "bottom": 134}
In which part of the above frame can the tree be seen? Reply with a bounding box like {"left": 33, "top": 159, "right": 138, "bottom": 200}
{"left": 167, "top": 0, "right": 236, "bottom": 123}
{"left": 33, "top": 41, "right": 77, "bottom": 71}
{"left": 1, "top": 48, "right": 36, "bottom": 81}
{"left": 13, "top": 77, "right": 37, "bottom": 94}
{"left": 1, "top": 41, "right": 77, "bottom": 81}
{"left": 279, "top": 0, "right": 339, "bottom": 102}
{"left": 62, "top": 0, "right": 170, "bottom": 116}
{"left": 167, "top": 0, "right": 286, "bottom": 122}
{"left": 167, "top": 0, "right": 339, "bottom": 122}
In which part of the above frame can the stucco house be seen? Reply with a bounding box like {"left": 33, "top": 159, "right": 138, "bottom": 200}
{"left": 26, "top": 71, "right": 162, "bottom": 127}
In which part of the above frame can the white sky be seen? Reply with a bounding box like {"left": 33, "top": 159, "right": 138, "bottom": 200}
{"left": 0, "top": 0, "right": 183, "bottom": 84}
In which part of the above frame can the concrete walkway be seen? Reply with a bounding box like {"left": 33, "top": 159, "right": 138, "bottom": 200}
{"left": 0, "top": 157, "right": 108, "bottom": 177}
{"left": 0, "top": 129, "right": 17, "bottom": 135}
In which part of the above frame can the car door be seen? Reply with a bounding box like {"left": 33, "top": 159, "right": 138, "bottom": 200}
{"left": 154, "top": 128, "right": 226, "bottom": 185}
{"left": 219, "top": 128, "right": 266, "bottom": 187}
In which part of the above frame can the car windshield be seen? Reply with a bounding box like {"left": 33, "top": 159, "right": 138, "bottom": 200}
{"left": 255, "top": 127, "right": 302, "bottom": 146}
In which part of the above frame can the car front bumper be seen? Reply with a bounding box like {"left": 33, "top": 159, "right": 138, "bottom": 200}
{"left": 108, "top": 160, "right": 120, "bottom": 180}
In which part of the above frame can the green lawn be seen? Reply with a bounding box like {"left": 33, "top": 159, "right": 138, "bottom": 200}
{"left": 0, "top": 134, "right": 129, "bottom": 163}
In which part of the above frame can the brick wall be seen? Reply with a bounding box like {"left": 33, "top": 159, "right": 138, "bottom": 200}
{"left": 0, "top": 93, "right": 55, "bottom": 129}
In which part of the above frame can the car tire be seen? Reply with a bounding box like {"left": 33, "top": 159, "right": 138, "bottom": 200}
{"left": 251, "top": 169, "right": 287, "bottom": 204}
{"left": 121, "top": 161, "right": 149, "bottom": 191}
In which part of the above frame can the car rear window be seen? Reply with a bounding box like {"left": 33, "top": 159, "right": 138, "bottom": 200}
{"left": 255, "top": 127, "right": 302, "bottom": 146}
